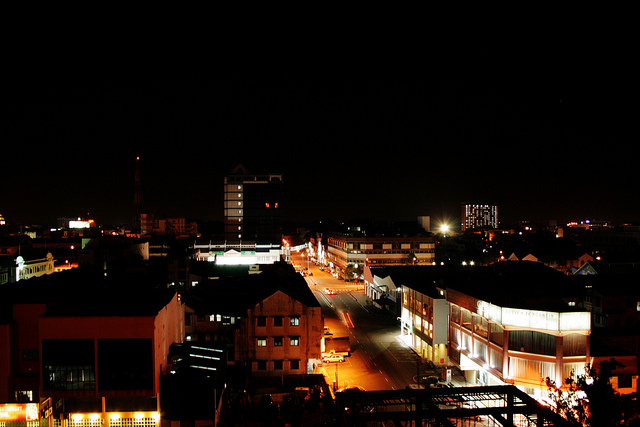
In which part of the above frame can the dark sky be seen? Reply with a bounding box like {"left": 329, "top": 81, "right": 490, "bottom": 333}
{"left": 3, "top": 36, "right": 638, "bottom": 229}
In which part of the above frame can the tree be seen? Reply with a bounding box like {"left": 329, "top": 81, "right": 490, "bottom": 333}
{"left": 546, "top": 358, "right": 636, "bottom": 426}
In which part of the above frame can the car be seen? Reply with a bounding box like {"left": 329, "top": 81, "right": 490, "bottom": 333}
{"left": 422, "top": 375, "right": 440, "bottom": 385}
{"left": 323, "top": 353, "right": 344, "bottom": 363}
{"left": 338, "top": 386, "right": 364, "bottom": 393}
{"left": 324, "top": 288, "right": 335, "bottom": 295}
{"left": 434, "top": 381, "right": 454, "bottom": 388}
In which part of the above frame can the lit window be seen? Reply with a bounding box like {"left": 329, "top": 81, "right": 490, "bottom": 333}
{"left": 290, "top": 337, "right": 299, "bottom": 346}
{"left": 290, "top": 317, "right": 300, "bottom": 326}
{"left": 257, "top": 338, "right": 267, "bottom": 347}
{"left": 274, "top": 337, "right": 283, "bottom": 347}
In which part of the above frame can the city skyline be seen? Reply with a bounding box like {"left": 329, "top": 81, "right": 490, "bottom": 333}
{"left": 4, "top": 43, "right": 638, "bottom": 228}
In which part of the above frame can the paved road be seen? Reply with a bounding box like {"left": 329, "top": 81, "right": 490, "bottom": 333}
{"left": 291, "top": 253, "right": 441, "bottom": 392}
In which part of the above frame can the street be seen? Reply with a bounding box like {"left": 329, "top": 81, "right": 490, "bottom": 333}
{"left": 291, "top": 252, "right": 437, "bottom": 392}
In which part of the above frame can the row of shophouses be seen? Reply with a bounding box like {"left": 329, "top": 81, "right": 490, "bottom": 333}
{"left": 363, "top": 260, "right": 639, "bottom": 402}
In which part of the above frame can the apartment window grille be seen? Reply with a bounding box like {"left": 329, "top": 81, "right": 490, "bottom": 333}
{"left": 68, "top": 418, "right": 102, "bottom": 427}
{"left": 43, "top": 365, "right": 95, "bottom": 391}
{"left": 110, "top": 418, "right": 156, "bottom": 427}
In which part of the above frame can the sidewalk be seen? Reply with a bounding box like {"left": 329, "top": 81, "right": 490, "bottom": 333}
{"left": 348, "top": 290, "right": 473, "bottom": 388}
{"left": 347, "top": 289, "right": 395, "bottom": 318}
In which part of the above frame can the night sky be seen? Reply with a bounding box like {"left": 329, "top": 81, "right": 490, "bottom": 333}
{"left": 3, "top": 36, "right": 638, "bottom": 229}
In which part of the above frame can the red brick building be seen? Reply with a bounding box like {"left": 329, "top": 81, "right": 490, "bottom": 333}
{"left": 0, "top": 267, "right": 183, "bottom": 427}
{"left": 183, "top": 262, "right": 323, "bottom": 377}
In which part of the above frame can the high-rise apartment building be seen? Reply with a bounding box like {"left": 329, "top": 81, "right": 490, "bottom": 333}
{"left": 224, "top": 165, "right": 284, "bottom": 243}
{"left": 461, "top": 203, "right": 498, "bottom": 232}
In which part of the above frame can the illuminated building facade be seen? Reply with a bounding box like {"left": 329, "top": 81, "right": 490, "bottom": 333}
{"left": 400, "top": 282, "right": 450, "bottom": 367}
{"left": 192, "top": 240, "right": 282, "bottom": 265}
{"left": 461, "top": 203, "right": 498, "bottom": 231}
{"left": 326, "top": 234, "right": 436, "bottom": 280}
{"left": 140, "top": 214, "right": 198, "bottom": 238}
{"left": 224, "top": 165, "right": 284, "bottom": 244}
{"left": 0, "top": 236, "right": 54, "bottom": 285}
{"left": 447, "top": 287, "right": 591, "bottom": 399}
{"left": 394, "top": 262, "right": 635, "bottom": 399}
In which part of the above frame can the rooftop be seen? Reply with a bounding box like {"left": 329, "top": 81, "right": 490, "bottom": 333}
{"left": 0, "top": 265, "right": 177, "bottom": 320}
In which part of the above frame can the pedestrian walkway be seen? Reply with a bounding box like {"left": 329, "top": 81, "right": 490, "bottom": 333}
{"left": 347, "top": 289, "right": 395, "bottom": 318}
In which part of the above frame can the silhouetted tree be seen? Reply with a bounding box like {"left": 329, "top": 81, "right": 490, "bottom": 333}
{"left": 546, "top": 358, "right": 637, "bottom": 426}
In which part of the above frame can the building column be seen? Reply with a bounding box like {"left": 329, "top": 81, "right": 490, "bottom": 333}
{"left": 556, "top": 335, "right": 564, "bottom": 386}
{"left": 502, "top": 330, "right": 510, "bottom": 380}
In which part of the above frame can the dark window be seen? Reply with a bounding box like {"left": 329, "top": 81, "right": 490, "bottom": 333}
{"left": 257, "top": 317, "right": 267, "bottom": 327}
{"left": 98, "top": 339, "right": 152, "bottom": 390}
{"left": 257, "top": 360, "right": 267, "bottom": 370}
{"left": 290, "top": 360, "right": 299, "bottom": 370}
{"left": 274, "top": 360, "right": 283, "bottom": 370}
{"left": 42, "top": 339, "right": 95, "bottom": 391}
{"left": 273, "top": 316, "right": 283, "bottom": 327}
{"left": 508, "top": 331, "right": 556, "bottom": 356}
{"left": 618, "top": 374, "right": 632, "bottom": 388}
{"left": 23, "top": 349, "right": 39, "bottom": 361}
{"left": 274, "top": 337, "right": 283, "bottom": 347}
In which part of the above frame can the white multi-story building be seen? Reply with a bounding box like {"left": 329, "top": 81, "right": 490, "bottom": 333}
{"left": 393, "top": 262, "right": 633, "bottom": 400}
{"left": 326, "top": 234, "right": 436, "bottom": 280}
{"left": 461, "top": 204, "right": 498, "bottom": 231}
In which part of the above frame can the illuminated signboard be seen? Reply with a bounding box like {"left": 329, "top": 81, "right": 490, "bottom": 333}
{"left": 476, "top": 300, "right": 591, "bottom": 332}
{"left": 69, "top": 220, "right": 91, "bottom": 229}
{"left": 0, "top": 403, "right": 39, "bottom": 421}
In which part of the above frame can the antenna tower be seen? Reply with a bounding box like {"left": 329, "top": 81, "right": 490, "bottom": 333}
{"left": 133, "top": 156, "right": 141, "bottom": 233}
